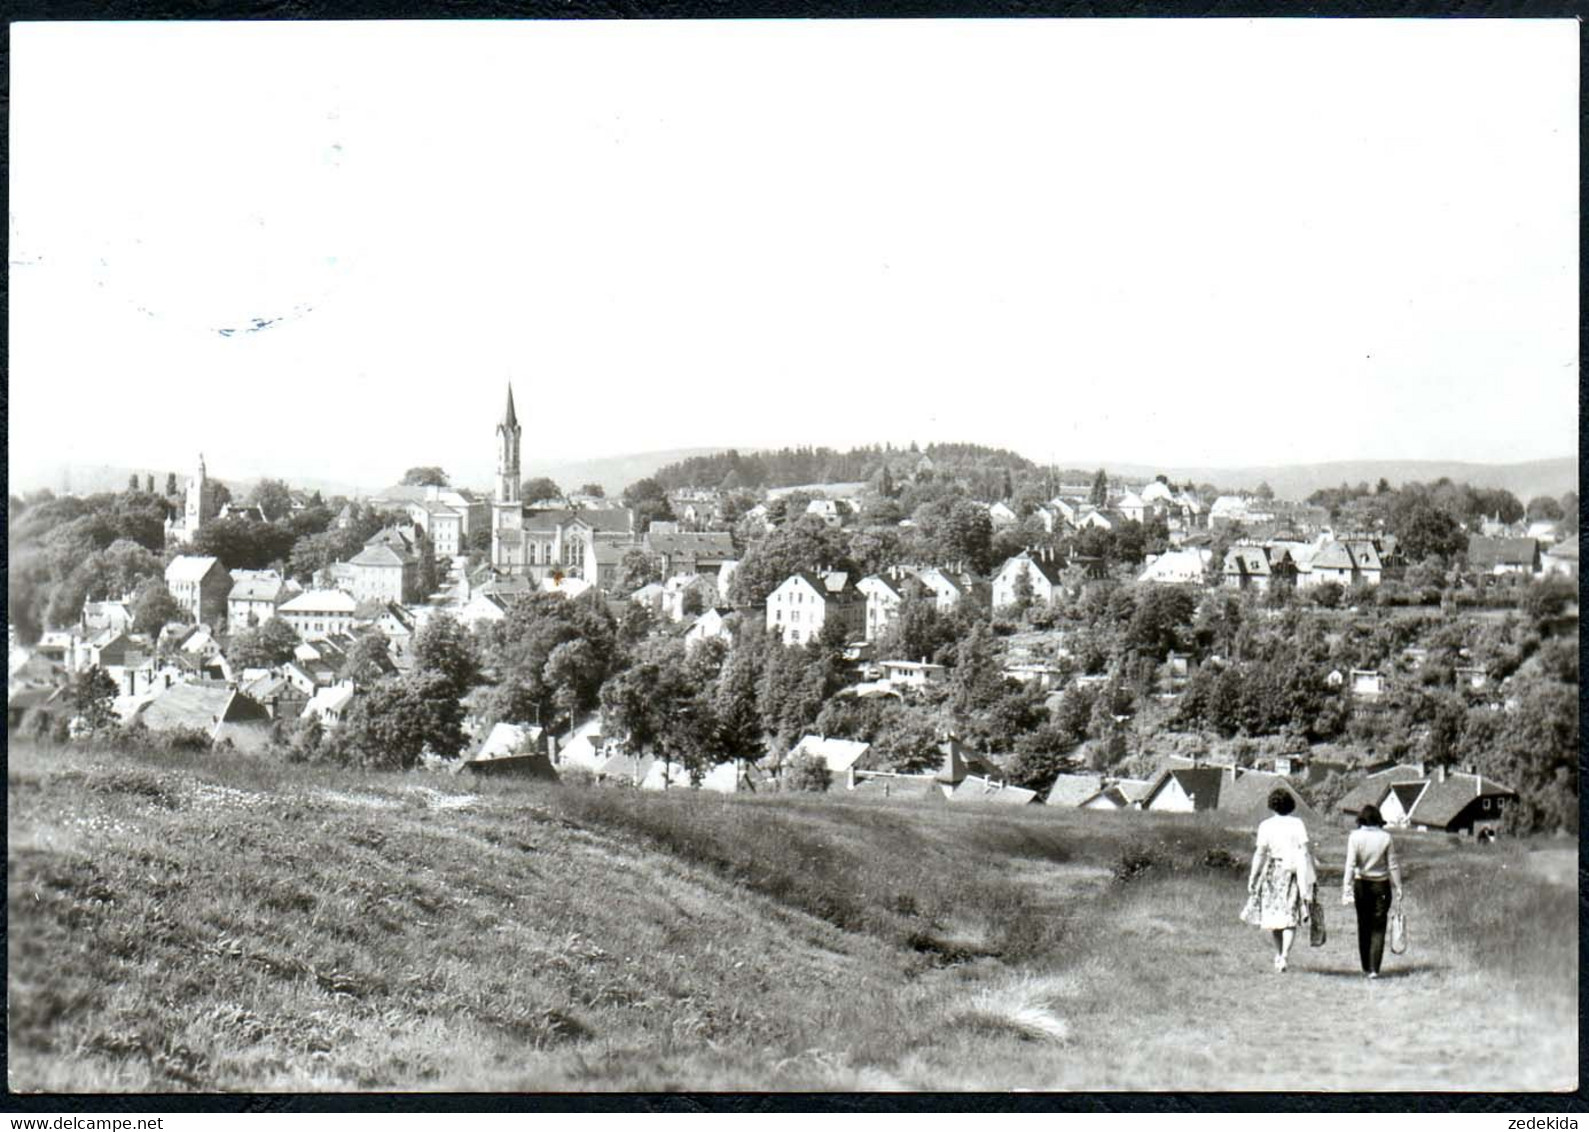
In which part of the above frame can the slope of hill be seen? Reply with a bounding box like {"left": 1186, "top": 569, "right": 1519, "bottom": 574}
{"left": 7, "top": 742, "right": 1576, "bottom": 1092}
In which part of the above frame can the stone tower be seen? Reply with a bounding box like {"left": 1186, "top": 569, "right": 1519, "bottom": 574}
{"left": 490, "top": 384, "right": 526, "bottom": 572}
{"left": 179, "top": 453, "right": 218, "bottom": 541}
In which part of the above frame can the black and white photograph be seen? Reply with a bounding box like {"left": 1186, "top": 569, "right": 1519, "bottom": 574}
{"left": 5, "top": 17, "right": 1579, "bottom": 1096}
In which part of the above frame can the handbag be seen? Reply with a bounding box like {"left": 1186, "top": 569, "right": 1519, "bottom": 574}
{"left": 1389, "top": 907, "right": 1408, "bottom": 954}
{"left": 1308, "top": 897, "right": 1327, "bottom": 947}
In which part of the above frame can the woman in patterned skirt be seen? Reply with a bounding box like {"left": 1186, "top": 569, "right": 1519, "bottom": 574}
{"left": 1246, "top": 789, "right": 1318, "bottom": 973}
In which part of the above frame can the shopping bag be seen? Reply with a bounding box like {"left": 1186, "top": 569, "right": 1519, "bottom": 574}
{"left": 1240, "top": 890, "right": 1262, "bottom": 927}
{"left": 1389, "top": 908, "right": 1408, "bottom": 955}
{"left": 1308, "top": 898, "right": 1327, "bottom": 947}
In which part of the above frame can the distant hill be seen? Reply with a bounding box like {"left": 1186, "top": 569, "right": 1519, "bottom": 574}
{"left": 13, "top": 452, "right": 1575, "bottom": 508}
{"left": 518, "top": 448, "right": 729, "bottom": 498}
{"left": 1100, "top": 457, "right": 1578, "bottom": 504}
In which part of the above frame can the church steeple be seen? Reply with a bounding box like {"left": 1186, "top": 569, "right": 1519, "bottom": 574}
{"left": 495, "top": 383, "right": 522, "bottom": 506}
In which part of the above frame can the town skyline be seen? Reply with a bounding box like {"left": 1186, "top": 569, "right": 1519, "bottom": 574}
{"left": 8, "top": 19, "right": 1579, "bottom": 490}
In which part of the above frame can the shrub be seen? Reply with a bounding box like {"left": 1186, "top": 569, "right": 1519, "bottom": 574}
{"left": 782, "top": 751, "right": 831, "bottom": 793}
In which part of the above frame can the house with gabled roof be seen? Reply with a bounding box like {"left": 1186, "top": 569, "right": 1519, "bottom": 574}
{"left": 1307, "top": 539, "right": 1382, "bottom": 588}
{"left": 857, "top": 574, "right": 908, "bottom": 642}
{"left": 1223, "top": 545, "right": 1296, "bottom": 591}
{"left": 765, "top": 571, "right": 865, "bottom": 647}
{"left": 227, "top": 572, "right": 291, "bottom": 632}
{"left": 165, "top": 556, "right": 231, "bottom": 626}
{"left": 1045, "top": 772, "right": 1104, "bottom": 808}
{"left": 991, "top": 551, "right": 1065, "bottom": 609}
{"left": 1542, "top": 535, "right": 1578, "bottom": 578}
{"left": 644, "top": 530, "right": 737, "bottom": 579}
{"left": 1079, "top": 778, "right": 1154, "bottom": 810}
{"left": 1467, "top": 535, "right": 1541, "bottom": 577}
{"left": 134, "top": 683, "right": 272, "bottom": 752}
{"left": 1140, "top": 766, "right": 1229, "bottom": 813}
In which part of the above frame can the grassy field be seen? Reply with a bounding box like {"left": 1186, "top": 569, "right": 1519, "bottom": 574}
{"left": 7, "top": 740, "right": 1578, "bottom": 1092}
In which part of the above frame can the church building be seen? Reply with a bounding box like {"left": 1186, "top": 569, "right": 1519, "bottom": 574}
{"left": 165, "top": 454, "right": 223, "bottom": 546}
{"left": 489, "top": 384, "right": 637, "bottom": 588}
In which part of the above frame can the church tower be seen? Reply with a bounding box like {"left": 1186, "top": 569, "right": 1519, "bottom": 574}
{"left": 490, "top": 384, "right": 526, "bottom": 572}
{"left": 184, "top": 453, "right": 217, "bottom": 536}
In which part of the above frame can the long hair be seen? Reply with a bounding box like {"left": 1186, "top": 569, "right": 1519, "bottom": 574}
{"left": 1357, "top": 804, "right": 1385, "bottom": 828}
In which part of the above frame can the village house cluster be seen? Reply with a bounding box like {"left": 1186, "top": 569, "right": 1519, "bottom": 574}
{"left": 12, "top": 384, "right": 1563, "bottom": 830}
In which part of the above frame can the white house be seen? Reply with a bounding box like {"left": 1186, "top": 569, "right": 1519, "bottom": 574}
{"left": 880, "top": 658, "right": 948, "bottom": 691}
{"left": 991, "top": 552, "right": 1065, "bottom": 609}
{"left": 765, "top": 571, "right": 865, "bottom": 647}
{"left": 1137, "top": 548, "right": 1212, "bottom": 586}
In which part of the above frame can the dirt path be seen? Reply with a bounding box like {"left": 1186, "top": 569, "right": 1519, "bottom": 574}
{"left": 1035, "top": 879, "right": 1578, "bottom": 1092}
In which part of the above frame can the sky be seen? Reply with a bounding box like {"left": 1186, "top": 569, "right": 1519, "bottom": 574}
{"left": 8, "top": 19, "right": 1579, "bottom": 493}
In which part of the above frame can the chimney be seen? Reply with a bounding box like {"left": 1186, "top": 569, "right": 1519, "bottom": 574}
{"left": 1436, "top": 764, "right": 1448, "bottom": 784}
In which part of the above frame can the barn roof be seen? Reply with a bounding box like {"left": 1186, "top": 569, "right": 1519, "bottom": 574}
{"left": 1407, "top": 772, "right": 1518, "bottom": 829}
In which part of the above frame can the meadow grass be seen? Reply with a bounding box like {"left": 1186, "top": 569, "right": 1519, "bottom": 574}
{"left": 6, "top": 741, "right": 1577, "bottom": 1092}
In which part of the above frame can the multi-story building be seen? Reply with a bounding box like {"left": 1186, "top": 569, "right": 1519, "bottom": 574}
{"left": 765, "top": 571, "right": 865, "bottom": 646}
{"left": 164, "top": 555, "right": 231, "bottom": 626}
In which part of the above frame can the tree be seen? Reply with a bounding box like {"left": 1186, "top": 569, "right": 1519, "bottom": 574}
{"left": 578, "top": 483, "right": 606, "bottom": 498}
{"left": 412, "top": 612, "right": 479, "bottom": 697}
{"left": 1089, "top": 468, "right": 1109, "bottom": 508}
{"left": 416, "top": 530, "right": 440, "bottom": 597}
{"left": 128, "top": 473, "right": 139, "bottom": 492}
{"left": 782, "top": 749, "right": 832, "bottom": 792}
{"left": 618, "top": 549, "right": 662, "bottom": 592}
{"left": 622, "top": 476, "right": 675, "bottom": 531}
{"left": 248, "top": 478, "right": 296, "bottom": 522}
{"left": 130, "top": 579, "right": 183, "bottom": 635}
{"left": 1254, "top": 481, "right": 1275, "bottom": 501}
{"left": 1525, "top": 495, "right": 1564, "bottom": 522}
{"left": 144, "top": 474, "right": 155, "bottom": 494}
{"left": 940, "top": 500, "right": 995, "bottom": 575}
{"left": 873, "top": 463, "right": 897, "bottom": 499}
{"left": 165, "top": 472, "right": 179, "bottom": 496}
{"left": 727, "top": 516, "right": 854, "bottom": 608}
{"left": 1559, "top": 492, "right": 1579, "bottom": 536}
{"left": 401, "top": 467, "right": 450, "bottom": 487}
{"left": 225, "top": 618, "right": 301, "bottom": 668}
{"left": 336, "top": 671, "right": 466, "bottom": 769}
{"left": 521, "top": 477, "right": 563, "bottom": 504}
{"left": 68, "top": 666, "right": 119, "bottom": 734}
{"left": 1391, "top": 495, "right": 1466, "bottom": 563}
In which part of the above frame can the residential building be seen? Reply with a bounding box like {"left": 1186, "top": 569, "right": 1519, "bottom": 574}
{"left": 644, "top": 530, "right": 738, "bottom": 579}
{"left": 1306, "top": 539, "right": 1382, "bottom": 588}
{"left": 1337, "top": 763, "right": 1518, "bottom": 837}
{"left": 279, "top": 589, "right": 359, "bottom": 640}
{"left": 1222, "top": 545, "right": 1296, "bottom": 591}
{"left": 1467, "top": 536, "right": 1541, "bottom": 577}
{"left": 1542, "top": 536, "right": 1578, "bottom": 578}
{"left": 1137, "top": 548, "right": 1211, "bottom": 585}
{"left": 879, "top": 658, "right": 947, "bottom": 691}
{"left": 988, "top": 501, "right": 1020, "bottom": 529}
{"left": 81, "top": 599, "right": 135, "bottom": 636}
{"left": 787, "top": 734, "right": 872, "bottom": 776}
{"left": 227, "top": 571, "right": 290, "bottom": 632}
{"left": 164, "top": 556, "right": 231, "bottom": 626}
{"left": 301, "top": 681, "right": 357, "bottom": 729}
{"left": 806, "top": 499, "right": 843, "bottom": 528}
{"left": 348, "top": 543, "right": 418, "bottom": 605}
{"left": 765, "top": 571, "right": 866, "bottom": 646}
{"left": 134, "top": 683, "right": 272, "bottom": 752}
{"left": 857, "top": 574, "right": 907, "bottom": 643}
{"left": 661, "top": 574, "right": 718, "bottom": 623}
{"left": 991, "top": 551, "right": 1065, "bottom": 609}
{"left": 683, "top": 607, "right": 733, "bottom": 649}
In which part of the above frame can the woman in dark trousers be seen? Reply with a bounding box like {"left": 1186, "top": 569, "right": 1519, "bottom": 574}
{"left": 1342, "top": 804, "right": 1403, "bottom": 978}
